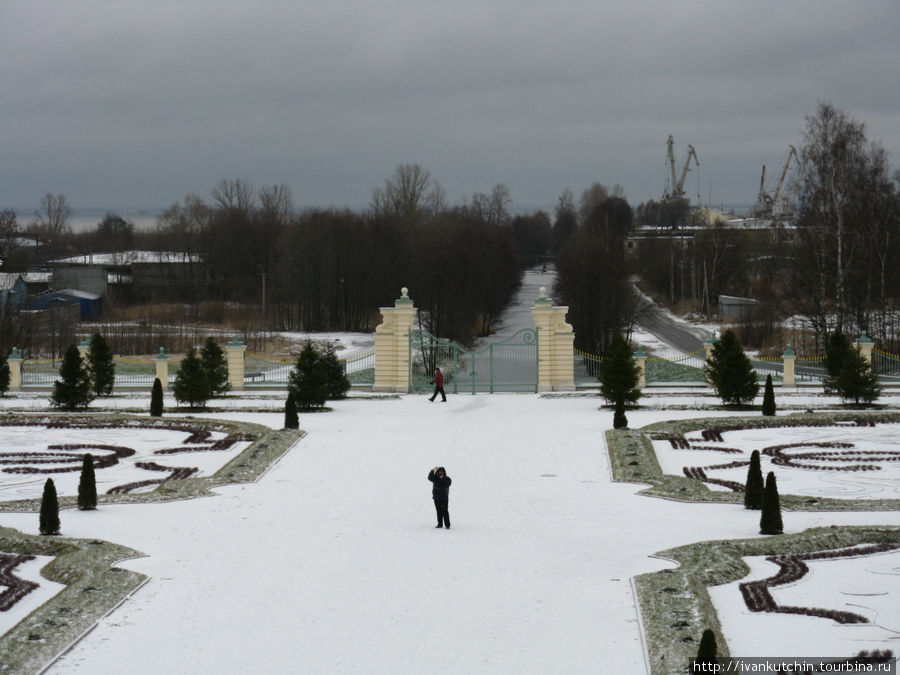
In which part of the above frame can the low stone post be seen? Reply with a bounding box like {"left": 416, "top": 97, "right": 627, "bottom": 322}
{"left": 635, "top": 345, "right": 647, "bottom": 388}
{"left": 373, "top": 288, "right": 417, "bottom": 393}
{"left": 155, "top": 347, "right": 169, "bottom": 390}
{"left": 530, "top": 287, "right": 575, "bottom": 392}
{"left": 7, "top": 348, "right": 22, "bottom": 391}
{"left": 703, "top": 332, "right": 718, "bottom": 360}
{"left": 855, "top": 331, "right": 874, "bottom": 364}
{"left": 782, "top": 344, "right": 795, "bottom": 386}
{"left": 703, "top": 332, "right": 718, "bottom": 384}
{"left": 225, "top": 336, "right": 247, "bottom": 391}
{"left": 78, "top": 336, "right": 91, "bottom": 360}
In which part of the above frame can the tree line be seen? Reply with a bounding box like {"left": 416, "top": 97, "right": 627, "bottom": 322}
{"left": 630, "top": 103, "right": 900, "bottom": 353}
{"left": 4, "top": 103, "right": 897, "bottom": 356}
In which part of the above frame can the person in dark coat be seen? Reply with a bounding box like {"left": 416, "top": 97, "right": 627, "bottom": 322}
{"left": 428, "top": 466, "right": 451, "bottom": 528}
{"left": 429, "top": 368, "right": 446, "bottom": 402}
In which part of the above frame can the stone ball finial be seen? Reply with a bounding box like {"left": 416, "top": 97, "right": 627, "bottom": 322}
{"left": 538, "top": 286, "right": 547, "bottom": 298}
{"left": 401, "top": 287, "right": 409, "bottom": 298}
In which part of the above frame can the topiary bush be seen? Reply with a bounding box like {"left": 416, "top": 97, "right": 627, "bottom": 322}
{"left": 39, "top": 478, "right": 61, "bottom": 535}
{"left": 150, "top": 377, "right": 164, "bottom": 417}
{"left": 762, "top": 374, "right": 776, "bottom": 416}
{"left": 760, "top": 471, "right": 784, "bottom": 535}
{"left": 744, "top": 450, "right": 764, "bottom": 510}
{"left": 77, "top": 453, "right": 97, "bottom": 510}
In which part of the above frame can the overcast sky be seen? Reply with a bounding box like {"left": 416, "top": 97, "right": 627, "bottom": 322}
{"left": 2, "top": 1, "right": 899, "bottom": 215}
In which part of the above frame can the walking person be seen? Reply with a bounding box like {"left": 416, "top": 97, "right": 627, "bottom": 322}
{"left": 428, "top": 466, "right": 451, "bottom": 528}
{"left": 429, "top": 367, "right": 446, "bottom": 402}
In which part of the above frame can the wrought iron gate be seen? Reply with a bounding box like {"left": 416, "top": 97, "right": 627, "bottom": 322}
{"left": 409, "top": 328, "right": 538, "bottom": 393}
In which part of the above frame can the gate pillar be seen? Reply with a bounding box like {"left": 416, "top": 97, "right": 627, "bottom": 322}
{"left": 782, "top": 344, "right": 796, "bottom": 386}
{"left": 855, "top": 331, "right": 874, "bottom": 364}
{"left": 155, "top": 347, "right": 169, "bottom": 390}
{"left": 226, "top": 336, "right": 246, "bottom": 391}
{"left": 374, "top": 288, "right": 417, "bottom": 393}
{"left": 7, "top": 348, "right": 22, "bottom": 391}
{"left": 531, "top": 287, "right": 575, "bottom": 392}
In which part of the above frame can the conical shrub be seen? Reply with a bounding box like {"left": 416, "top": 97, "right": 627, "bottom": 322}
{"left": 744, "top": 450, "right": 764, "bottom": 510}
{"left": 78, "top": 454, "right": 97, "bottom": 510}
{"left": 150, "top": 377, "right": 164, "bottom": 417}
{"left": 762, "top": 374, "right": 776, "bottom": 416}
{"left": 284, "top": 391, "right": 299, "bottom": 429}
{"left": 39, "top": 478, "right": 61, "bottom": 535}
{"left": 695, "top": 628, "right": 717, "bottom": 666}
{"left": 760, "top": 471, "right": 784, "bottom": 535}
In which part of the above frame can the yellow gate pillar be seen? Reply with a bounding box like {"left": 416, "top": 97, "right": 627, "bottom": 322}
{"left": 782, "top": 344, "right": 796, "bottom": 386}
{"left": 530, "top": 287, "right": 575, "bottom": 392}
{"left": 7, "top": 348, "right": 22, "bottom": 391}
{"left": 78, "top": 336, "right": 91, "bottom": 360}
{"left": 373, "top": 288, "right": 417, "bottom": 393}
{"left": 855, "top": 331, "right": 874, "bottom": 364}
{"left": 155, "top": 347, "right": 169, "bottom": 390}
{"left": 635, "top": 345, "right": 647, "bottom": 388}
{"left": 226, "top": 336, "right": 247, "bottom": 391}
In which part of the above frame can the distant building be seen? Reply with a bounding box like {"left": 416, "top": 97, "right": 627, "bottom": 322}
{"left": 31, "top": 288, "right": 103, "bottom": 319}
{"left": 0, "top": 273, "right": 28, "bottom": 314}
{"left": 49, "top": 250, "right": 207, "bottom": 303}
{"left": 718, "top": 295, "right": 759, "bottom": 321}
{"left": 52, "top": 265, "right": 108, "bottom": 298}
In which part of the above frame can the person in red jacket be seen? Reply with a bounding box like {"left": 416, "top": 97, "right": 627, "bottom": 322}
{"left": 429, "top": 367, "right": 446, "bottom": 402}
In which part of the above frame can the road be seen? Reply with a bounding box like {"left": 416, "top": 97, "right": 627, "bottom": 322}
{"left": 635, "top": 301, "right": 711, "bottom": 354}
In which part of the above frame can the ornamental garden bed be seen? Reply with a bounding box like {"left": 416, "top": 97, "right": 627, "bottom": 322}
{"left": 0, "top": 413, "right": 304, "bottom": 672}
{"left": 607, "top": 412, "right": 900, "bottom": 511}
{"left": 635, "top": 526, "right": 900, "bottom": 675}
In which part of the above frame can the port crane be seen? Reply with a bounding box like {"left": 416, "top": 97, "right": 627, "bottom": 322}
{"left": 664, "top": 134, "right": 699, "bottom": 201}
{"left": 756, "top": 145, "right": 799, "bottom": 216}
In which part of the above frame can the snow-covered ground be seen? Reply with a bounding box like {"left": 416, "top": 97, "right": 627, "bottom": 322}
{"left": 0, "top": 395, "right": 896, "bottom": 673}
{"left": 0, "top": 273, "right": 897, "bottom": 672}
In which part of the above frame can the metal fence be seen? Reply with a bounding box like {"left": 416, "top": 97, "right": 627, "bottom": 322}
{"left": 410, "top": 329, "right": 538, "bottom": 394}
{"left": 873, "top": 349, "right": 900, "bottom": 383}
{"left": 574, "top": 349, "right": 603, "bottom": 386}
{"left": 795, "top": 356, "right": 827, "bottom": 383}
{"left": 749, "top": 356, "right": 783, "bottom": 383}
{"left": 20, "top": 359, "right": 62, "bottom": 386}
{"left": 22, "top": 357, "right": 165, "bottom": 387}
{"left": 243, "top": 349, "right": 375, "bottom": 387}
{"left": 645, "top": 349, "right": 707, "bottom": 384}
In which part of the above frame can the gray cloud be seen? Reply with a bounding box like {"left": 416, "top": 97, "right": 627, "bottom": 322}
{"left": 2, "top": 1, "right": 899, "bottom": 212}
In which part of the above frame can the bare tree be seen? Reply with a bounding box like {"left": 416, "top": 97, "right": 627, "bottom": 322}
{"left": 793, "top": 102, "right": 897, "bottom": 343}
{"left": 0, "top": 210, "right": 18, "bottom": 259}
{"left": 555, "top": 194, "right": 638, "bottom": 354}
{"left": 32, "top": 193, "right": 71, "bottom": 249}
{"left": 578, "top": 183, "right": 609, "bottom": 224}
{"left": 259, "top": 184, "right": 293, "bottom": 222}
{"left": 95, "top": 213, "right": 135, "bottom": 251}
{"left": 212, "top": 178, "right": 256, "bottom": 214}
{"left": 155, "top": 194, "right": 210, "bottom": 301}
{"left": 370, "top": 163, "right": 445, "bottom": 222}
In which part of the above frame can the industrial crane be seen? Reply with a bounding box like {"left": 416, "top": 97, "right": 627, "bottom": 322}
{"left": 664, "top": 135, "right": 700, "bottom": 201}
{"left": 756, "top": 145, "right": 799, "bottom": 216}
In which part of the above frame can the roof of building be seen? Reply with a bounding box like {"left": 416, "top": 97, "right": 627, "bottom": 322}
{"left": 0, "top": 273, "right": 24, "bottom": 290}
{"left": 54, "top": 288, "right": 102, "bottom": 301}
{"left": 51, "top": 250, "right": 202, "bottom": 265}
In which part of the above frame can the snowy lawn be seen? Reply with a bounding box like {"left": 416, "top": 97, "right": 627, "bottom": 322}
{"left": 0, "top": 395, "right": 896, "bottom": 673}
